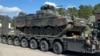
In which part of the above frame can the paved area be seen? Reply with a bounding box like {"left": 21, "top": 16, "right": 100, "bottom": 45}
{"left": 0, "top": 43, "right": 100, "bottom": 56}
{"left": 0, "top": 43, "right": 64, "bottom": 56}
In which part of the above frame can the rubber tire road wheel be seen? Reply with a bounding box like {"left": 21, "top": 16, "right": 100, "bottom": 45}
{"left": 24, "top": 28, "right": 29, "bottom": 34}
{"left": 13, "top": 38, "right": 20, "bottom": 46}
{"left": 40, "top": 40, "right": 49, "bottom": 51}
{"left": 53, "top": 27, "right": 60, "bottom": 35}
{"left": 2, "top": 36, "right": 7, "bottom": 44}
{"left": 30, "top": 39, "right": 38, "bottom": 49}
{"left": 7, "top": 37, "right": 13, "bottom": 45}
{"left": 45, "top": 27, "right": 53, "bottom": 35}
{"left": 53, "top": 42, "right": 63, "bottom": 54}
{"left": 33, "top": 27, "right": 39, "bottom": 35}
{"left": 30, "top": 28, "right": 33, "bottom": 34}
{"left": 21, "top": 38, "right": 28, "bottom": 48}
{"left": 30, "top": 28, "right": 35, "bottom": 34}
{"left": 39, "top": 28, "right": 45, "bottom": 35}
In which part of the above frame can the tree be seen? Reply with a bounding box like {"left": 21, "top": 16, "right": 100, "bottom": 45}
{"left": 78, "top": 5, "right": 85, "bottom": 18}
{"left": 79, "top": 5, "right": 93, "bottom": 18}
{"left": 57, "top": 8, "right": 67, "bottom": 15}
{"left": 85, "top": 5, "right": 93, "bottom": 17}
{"left": 67, "top": 7, "right": 78, "bottom": 17}
{"left": 93, "top": 3, "right": 100, "bottom": 13}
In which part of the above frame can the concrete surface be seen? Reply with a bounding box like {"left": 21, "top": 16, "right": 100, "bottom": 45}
{"left": 0, "top": 43, "right": 100, "bottom": 56}
{"left": 0, "top": 43, "right": 64, "bottom": 56}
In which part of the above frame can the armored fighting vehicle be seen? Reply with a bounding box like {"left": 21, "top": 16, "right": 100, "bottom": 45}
{"left": 14, "top": 5, "right": 88, "bottom": 36}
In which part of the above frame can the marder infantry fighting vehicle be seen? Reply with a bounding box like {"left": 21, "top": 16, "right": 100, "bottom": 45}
{"left": 14, "top": 5, "right": 88, "bottom": 36}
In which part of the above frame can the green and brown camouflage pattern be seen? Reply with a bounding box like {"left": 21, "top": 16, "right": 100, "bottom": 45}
{"left": 13, "top": 5, "right": 89, "bottom": 36}
{"left": 14, "top": 5, "right": 73, "bottom": 27}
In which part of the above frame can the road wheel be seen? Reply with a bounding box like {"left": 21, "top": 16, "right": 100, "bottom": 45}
{"left": 40, "top": 40, "right": 49, "bottom": 51}
{"left": 7, "top": 37, "right": 13, "bottom": 45}
{"left": 33, "top": 27, "right": 39, "bottom": 35}
{"left": 2, "top": 36, "right": 7, "bottom": 44}
{"left": 24, "top": 28, "right": 29, "bottom": 34}
{"left": 39, "top": 28, "right": 45, "bottom": 35}
{"left": 53, "top": 27, "right": 61, "bottom": 35}
{"left": 45, "top": 27, "right": 53, "bottom": 35}
{"left": 30, "top": 39, "right": 38, "bottom": 49}
{"left": 13, "top": 38, "right": 20, "bottom": 46}
{"left": 53, "top": 42, "right": 63, "bottom": 54}
{"left": 30, "top": 28, "right": 33, "bottom": 34}
{"left": 21, "top": 38, "right": 28, "bottom": 48}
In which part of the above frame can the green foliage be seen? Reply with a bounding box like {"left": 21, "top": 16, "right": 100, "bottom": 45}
{"left": 94, "top": 3, "right": 100, "bottom": 11}
{"left": 78, "top": 5, "right": 93, "bottom": 18}
{"left": 57, "top": 8, "right": 67, "bottom": 15}
{"left": 67, "top": 7, "right": 78, "bottom": 17}
{"left": 93, "top": 3, "right": 100, "bottom": 13}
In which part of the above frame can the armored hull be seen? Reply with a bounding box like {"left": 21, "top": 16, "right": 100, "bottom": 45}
{"left": 14, "top": 14, "right": 72, "bottom": 35}
{"left": 14, "top": 5, "right": 88, "bottom": 36}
